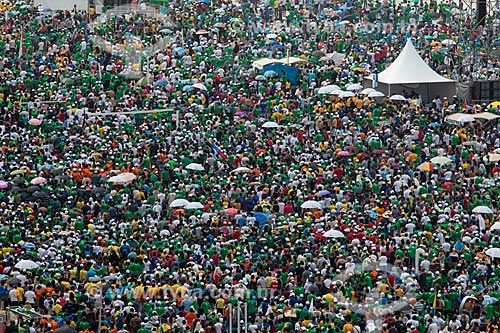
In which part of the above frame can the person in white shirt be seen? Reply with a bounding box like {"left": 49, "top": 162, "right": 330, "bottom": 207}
{"left": 427, "top": 319, "right": 438, "bottom": 333}
{"left": 24, "top": 286, "right": 36, "bottom": 307}
{"left": 8, "top": 288, "right": 18, "bottom": 306}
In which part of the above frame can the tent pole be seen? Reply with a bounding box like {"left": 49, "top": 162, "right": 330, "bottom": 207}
{"left": 427, "top": 84, "right": 430, "bottom": 105}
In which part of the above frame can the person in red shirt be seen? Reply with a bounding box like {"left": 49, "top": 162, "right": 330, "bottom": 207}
{"left": 184, "top": 308, "right": 197, "bottom": 327}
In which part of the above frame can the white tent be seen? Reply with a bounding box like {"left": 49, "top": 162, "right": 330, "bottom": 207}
{"left": 364, "top": 39, "right": 456, "bottom": 102}
{"left": 38, "top": 0, "right": 89, "bottom": 11}
{"left": 252, "top": 58, "right": 279, "bottom": 70}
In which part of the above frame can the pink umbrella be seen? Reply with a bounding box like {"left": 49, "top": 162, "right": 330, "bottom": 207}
{"left": 28, "top": 118, "right": 41, "bottom": 126}
{"left": 337, "top": 151, "right": 351, "bottom": 157}
{"left": 31, "top": 177, "right": 47, "bottom": 185}
{"left": 344, "top": 145, "right": 358, "bottom": 152}
{"left": 223, "top": 208, "right": 238, "bottom": 216}
{"left": 0, "top": 181, "right": 7, "bottom": 189}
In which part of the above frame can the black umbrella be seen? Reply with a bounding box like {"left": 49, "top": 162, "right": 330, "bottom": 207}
{"left": 221, "top": 76, "right": 232, "bottom": 83}
{"left": 7, "top": 277, "right": 20, "bottom": 285}
{"left": 27, "top": 185, "right": 41, "bottom": 193}
{"left": 54, "top": 326, "right": 75, "bottom": 333}
{"left": 11, "top": 186, "right": 24, "bottom": 193}
{"left": 91, "top": 187, "right": 107, "bottom": 196}
{"left": 12, "top": 178, "right": 26, "bottom": 185}
{"left": 33, "top": 191, "right": 49, "bottom": 199}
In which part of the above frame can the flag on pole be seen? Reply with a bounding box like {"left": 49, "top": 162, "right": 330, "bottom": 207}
{"left": 205, "top": 137, "right": 228, "bottom": 161}
{"left": 18, "top": 29, "right": 23, "bottom": 59}
{"left": 462, "top": 98, "right": 467, "bottom": 111}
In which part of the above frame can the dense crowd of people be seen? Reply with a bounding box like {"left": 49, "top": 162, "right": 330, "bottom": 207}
{"left": 1, "top": 0, "right": 500, "bottom": 332}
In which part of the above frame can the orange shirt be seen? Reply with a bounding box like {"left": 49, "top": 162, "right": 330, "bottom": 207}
{"left": 35, "top": 289, "right": 45, "bottom": 300}
{"left": 185, "top": 312, "right": 196, "bottom": 327}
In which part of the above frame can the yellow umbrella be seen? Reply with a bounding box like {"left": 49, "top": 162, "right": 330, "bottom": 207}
{"left": 10, "top": 169, "right": 25, "bottom": 176}
{"left": 488, "top": 101, "right": 500, "bottom": 109}
{"left": 324, "top": 294, "right": 335, "bottom": 303}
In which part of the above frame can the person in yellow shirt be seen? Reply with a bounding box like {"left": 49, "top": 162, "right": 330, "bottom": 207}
{"left": 342, "top": 319, "right": 354, "bottom": 332}
{"left": 215, "top": 297, "right": 225, "bottom": 314}
{"left": 12, "top": 284, "right": 24, "bottom": 306}
{"left": 170, "top": 282, "right": 180, "bottom": 295}
{"left": 53, "top": 300, "right": 63, "bottom": 315}
{"left": 134, "top": 284, "right": 144, "bottom": 301}
{"left": 80, "top": 267, "right": 88, "bottom": 281}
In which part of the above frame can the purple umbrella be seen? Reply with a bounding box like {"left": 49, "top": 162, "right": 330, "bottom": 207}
{"left": 317, "top": 190, "right": 331, "bottom": 197}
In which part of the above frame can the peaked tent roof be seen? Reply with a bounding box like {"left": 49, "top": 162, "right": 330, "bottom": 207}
{"left": 375, "top": 39, "right": 455, "bottom": 85}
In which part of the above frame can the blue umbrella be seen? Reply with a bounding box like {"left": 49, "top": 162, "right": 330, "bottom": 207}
{"left": 264, "top": 70, "right": 276, "bottom": 77}
{"left": 173, "top": 47, "right": 186, "bottom": 56}
{"left": 429, "top": 122, "right": 442, "bottom": 127}
{"left": 252, "top": 212, "right": 270, "bottom": 226}
{"left": 424, "top": 35, "right": 434, "bottom": 40}
{"left": 337, "top": 5, "right": 351, "bottom": 10}
{"left": 271, "top": 44, "right": 284, "bottom": 50}
{"left": 183, "top": 85, "right": 193, "bottom": 92}
{"left": 483, "top": 297, "right": 499, "bottom": 305}
{"left": 154, "top": 79, "right": 169, "bottom": 87}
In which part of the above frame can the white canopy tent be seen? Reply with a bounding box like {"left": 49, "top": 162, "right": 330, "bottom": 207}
{"left": 364, "top": 39, "right": 457, "bottom": 102}
{"left": 38, "top": 0, "right": 89, "bottom": 11}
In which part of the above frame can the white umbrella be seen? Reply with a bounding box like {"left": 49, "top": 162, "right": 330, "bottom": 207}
{"left": 490, "top": 222, "right": 500, "bottom": 231}
{"left": 488, "top": 153, "right": 500, "bottom": 162}
{"left": 323, "top": 230, "right": 345, "bottom": 238}
{"left": 430, "top": 156, "right": 452, "bottom": 165}
{"left": 459, "top": 296, "right": 478, "bottom": 313}
{"left": 192, "top": 83, "right": 207, "bottom": 91}
{"left": 318, "top": 85, "right": 340, "bottom": 94}
{"left": 108, "top": 172, "right": 137, "bottom": 184}
{"left": 15, "top": 260, "right": 39, "bottom": 270}
{"left": 185, "top": 202, "right": 205, "bottom": 209}
{"left": 186, "top": 163, "right": 205, "bottom": 171}
{"left": 169, "top": 199, "right": 190, "bottom": 208}
{"left": 472, "top": 206, "right": 493, "bottom": 214}
{"left": 368, "top": 91, "right": 385, "bottom": 98}
{"left": 322, "top": 52, "right": 345, "bottom": 64}
{"left": 441, "top": 39, "right": 456, "bottom": 46}
{"left": 486, "top": 248, "right": 500, "bottom": 258}
{"left": 360, "top": 88, "right": 376, "bottom": 95}
{"left": 262, "top": 121, "right": 280, "bottom": 128}
{"left": 329, "top": 90, "right": 343, "bottom": 95}
{"left": 457, "top": 115, "right": 475, "bottom": 123}
{"left": 339, "top": 91, "right": 355, "bottom": 98}
{"left": 389, "top": 94, "right": 407, "bottom": 101}
{"left": 231, "top": 167, "right": 252, "bottom": 173}
{"left": 301, "top": 200, "right": 322, "bottom": 209}
{"left": 346, "top": 83, "right": 363, "bottom": 91}
{"left": 266, "top": 33, "right": 277, "bottom": 39}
